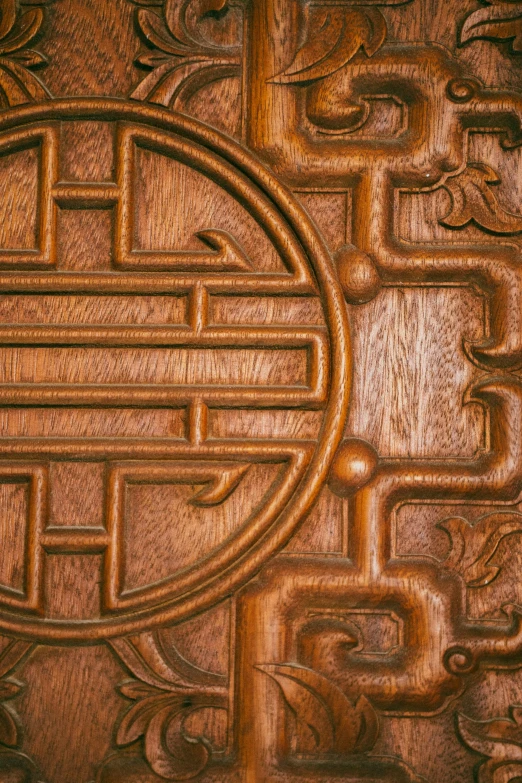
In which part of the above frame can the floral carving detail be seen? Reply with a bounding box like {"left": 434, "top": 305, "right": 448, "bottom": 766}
{"left": 0, "top": 639, "right": 32, "bottom": 750}
{"left": 459, "top": 1, "right": 522, "bottom": 54}
{"left": 109, "top": 632, "right": 228, "bottom": 780}
{"left": 0, "top": 0, "right": 51, "bottom": 108}
{"left": 130, "top": 0, "right": 241, "bottom": 109}
{"left": 0, "top": 639, "right": 42, "bottom": 781}
{"left": 439, "top": 163, "right": 522, "bottom": 235}
{"left": 458, "top": 706, "right": 522, "bottom": 782}
{"left": 257, "top": 663, "right": 379, "bottom": 755}
{"left": 438, "top": 511, "right": 522, "bottom": 587}
{"left": 271, "top": 5, "right": 387, "bottom": 85}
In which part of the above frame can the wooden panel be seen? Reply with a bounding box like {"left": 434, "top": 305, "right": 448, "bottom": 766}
{"left": 0, "top": 0, "right": 521, "bottom": 781}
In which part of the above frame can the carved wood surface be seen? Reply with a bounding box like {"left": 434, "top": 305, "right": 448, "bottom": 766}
{"left": 0, "top": 0, "right": 521, "bottom": 780}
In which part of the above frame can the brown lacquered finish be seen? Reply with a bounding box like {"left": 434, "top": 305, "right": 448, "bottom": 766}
{"left": 0, "top": 0, "right": 521, "bottom": 781}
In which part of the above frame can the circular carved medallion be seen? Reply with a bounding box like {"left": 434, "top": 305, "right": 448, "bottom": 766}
{"left": 0, "top": 99, "right": 350, "bottom": 641}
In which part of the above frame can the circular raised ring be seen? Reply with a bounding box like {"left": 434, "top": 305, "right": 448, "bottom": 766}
{"left": 0, "top": 98, "right": 350, "bottom": 642}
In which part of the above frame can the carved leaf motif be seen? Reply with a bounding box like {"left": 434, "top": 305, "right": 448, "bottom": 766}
{"left": 256, "top": 663, "right": 379, "bottom": 754}
{"left": 132, "top": 0, "right": 240, "bottom": 108}
{"left": 460, "top": 2, "right": 522, "bottom": 53}
{"left": 272, "top": 6, "right": 386, "bottom": 85}
{"left": 438, "top": 511, "right": 522, "bottom": 587}
{"left": 145, "top": 704, "right": 210, "bottom": 780}
{"left": 9, "top": 49, "right": 46, "bottom": 66}
{"left": 439, "top": 163, "right": 522, "bottom": 235}
{"left": 111, "top": 635, "right": 190, "bottom": 690}
{"left": 0, "top": 2, "right": 50, "bottom": 107}
{"left": 116, "top": 692, "right": 181, "bottom": 746}
{"left": 0, "top": 8, "right": 43, "bottom": 55}
{"left": 132, "top": 57, "right": 205, "bottom": 105}
{"left": 0, "top": 0, "right": 16, "bottom": 41}
{"left": 458, "top": 707, "right": 522, "bottom": 764}
{"left": 137, "top": 8, "right": 191, "bottom": 56}
{"left": 119, "top": 680, "right": 165, "bottom": 700}
{"left": 0, "top": 641, "right": 33, "bottom": 681}
{"left": 116, "top": 692, "right": 213, "bottom": 779}
{"left": 0, "top": 682, "right": 21, "bottom": 702}
{"left": 0, "top": 641, "right": 33, "bottom": 749}
{"left": 0, "top": 704, "right": 19, "bottom": 748}
{"left": 0, "top": 57, "right": 48, "bottom": 103}
{"left": 110, "top": 634, "right": 228, "bottom": 781}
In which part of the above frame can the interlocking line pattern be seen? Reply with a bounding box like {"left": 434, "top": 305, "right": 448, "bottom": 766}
{"left": 1, "top": 0, "right": 522, "bottom": 781}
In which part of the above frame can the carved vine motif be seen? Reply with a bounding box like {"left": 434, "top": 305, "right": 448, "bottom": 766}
{"left": 109, "top": 633, "right": 228, "bottom": 780}
{"left": 130, "top": 0, "right": 241, "bottom": 109}
{"left": 257, "top": 663, "right": 379, "bottom": 755}
{"left": 438, "top": 163, "right": 522, "bottom": 235}
{"left": 458, "top": 705, "right": 522, "bottom": 782}
{"left": 438, "top": 511, "right": 522, "bottom": 587}
{"left": 0, "top": 0, "right": 51, "bottom": 108}
{"left": 460, "top": 0, "right": 522, "bottom": 55}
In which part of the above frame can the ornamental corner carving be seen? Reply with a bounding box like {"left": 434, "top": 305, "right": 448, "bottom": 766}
{"left": 0, "top": 0, "right": 51, "bottom": 108}
{"left": 1, "top": 0, "right": 522, "bottom": 780}
{"left": 129, "top": 0, "right": 241, "bottom": 109}
{"left": 106, "top": 633, "right": 228, "bottom": 780}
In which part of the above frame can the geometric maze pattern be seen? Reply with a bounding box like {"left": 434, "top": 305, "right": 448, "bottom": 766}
{"left": 1, "top": 0, "right": 522, "bottom": 781}
{"left": 0, "top": 100, "right": 346, "bottom": 642}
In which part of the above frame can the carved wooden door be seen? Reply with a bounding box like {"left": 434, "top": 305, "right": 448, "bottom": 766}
{"left": 2, "top": 0, "right": 522, "bottom": 780}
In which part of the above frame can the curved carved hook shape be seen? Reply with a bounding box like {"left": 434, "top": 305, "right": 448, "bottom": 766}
{"left": 268, "top": 1, "right": 416, "bottom": 133}
{"left": 130, "top": 0, "right": 241, "bottom": 110}
{"left": 0, "top": 0, "right": 51, "bottom": 108}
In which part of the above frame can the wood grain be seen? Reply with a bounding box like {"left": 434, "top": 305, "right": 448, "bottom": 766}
{"left": 0, "top": 0, "right": 521, "bottom": 781}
